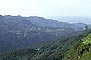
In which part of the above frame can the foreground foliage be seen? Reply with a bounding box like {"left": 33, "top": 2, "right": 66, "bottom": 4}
{"left": 0, "top": 48, "right": 37, "bottom": 60}
{"left": 65, "top": 30, "right": 91, "bottom": 60}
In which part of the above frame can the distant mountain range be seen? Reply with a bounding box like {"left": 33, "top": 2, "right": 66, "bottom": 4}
{"left": 49, "top": 16, "right": 91, "bottom": 24}
{"left": 0, "top": 15, "right": 90, "bottom": 52}
{"left": 26, "top": 16, "right": 88, "bottom": 31}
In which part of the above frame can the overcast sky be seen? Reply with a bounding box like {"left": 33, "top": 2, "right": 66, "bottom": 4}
{"left": 0, "top": 0, "right": 91, "bottom": 23}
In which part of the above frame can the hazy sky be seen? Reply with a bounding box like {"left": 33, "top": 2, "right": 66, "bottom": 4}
{"left": 0, "top": 0, "right": 91, "bottom": 23}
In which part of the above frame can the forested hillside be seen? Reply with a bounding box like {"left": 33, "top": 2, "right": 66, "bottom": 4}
{"left": 0, "top": 48, "right": 37, "bottom": 60}
{"left": 0, "top": 30, "right": 90, "bottom": 60}
{"left": 64, "top": 30, "right": 91, "bottom": 60}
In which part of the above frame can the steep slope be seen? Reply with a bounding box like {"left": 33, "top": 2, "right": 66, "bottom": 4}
{"left": 27, "top": 16, "right": 71, "bottom": 28}
{"left": 64, "top": 30, "right": 91, "bottom": 60}
{"left": 0, "top": 30, "right": 90, "bottom": 60}
{"left": 0, "top": 15, "right": 77, "bottom": 52}
{"left": 0, "top": 48, "right": 37, "bottom": 60}
{"left": 30, "top": 30, "right": 90, "bottom": 60}
{"left": 0, "top": 15, "right": 36, "bottom": 52}
{"left": 27, "top": 16, "right": 87, "bottom": 31}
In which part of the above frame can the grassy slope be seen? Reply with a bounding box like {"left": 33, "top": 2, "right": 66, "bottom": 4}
{"left": 65, "top": 33, "right": 91, "bottom": 60}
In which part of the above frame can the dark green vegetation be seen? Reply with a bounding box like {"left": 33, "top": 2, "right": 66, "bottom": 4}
{"left": 0, "top": 48, "right": 37, "bottom": 60}
{"left": 0, "top": 30, "right": 91, "bottom": 60}
{"left": 65, "top": 30, "right": 91, "bottom": 60}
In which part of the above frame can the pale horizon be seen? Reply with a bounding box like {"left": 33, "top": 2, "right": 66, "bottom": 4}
{"left": 0, "top": 0, "right": 91, "bottom": 24}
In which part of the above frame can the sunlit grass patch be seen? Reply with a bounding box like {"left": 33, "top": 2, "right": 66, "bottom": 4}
{"left": 82, "top": 34, "right": 91, "bottom": 45}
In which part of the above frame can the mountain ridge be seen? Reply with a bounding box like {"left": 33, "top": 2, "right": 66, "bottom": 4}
{"left": 0, "top": 15, "right": 90, "bottom": 52}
